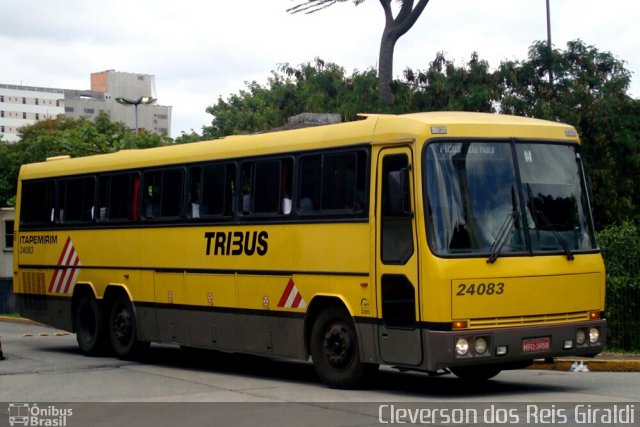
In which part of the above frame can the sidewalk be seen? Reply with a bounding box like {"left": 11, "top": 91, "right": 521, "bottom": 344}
{"left": 530, "top": 352, "right": 640, "bottom": 372}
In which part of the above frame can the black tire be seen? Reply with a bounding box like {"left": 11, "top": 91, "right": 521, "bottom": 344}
{"left": 310, "top": 306, "right": 377, "bottom": 388}
{"left": 109, "top": 297, "right": 149, "bottom": 359}
{"left": 75, "top": 293, "right": 108, "bottom": 356}
{"left": 450, "top": 365, "right": 502, "bottom": 381}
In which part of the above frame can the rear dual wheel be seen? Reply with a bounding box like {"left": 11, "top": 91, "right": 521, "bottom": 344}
{"left": 75, "top": 292, "right": 147, "bottom": 359}
{"left": 75, "top": 293, "right": 108, "bottom": 356}
{"left": 109, "top": 297, "right": 149, "bottom": 359}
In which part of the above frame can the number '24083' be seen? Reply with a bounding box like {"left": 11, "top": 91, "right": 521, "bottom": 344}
{"left": 456, "top": 282, "right": 505, "bottom": 296}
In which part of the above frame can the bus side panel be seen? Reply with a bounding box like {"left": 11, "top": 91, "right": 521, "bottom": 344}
{"left": 143, "top": 303, "right": 306, "bottom": 360}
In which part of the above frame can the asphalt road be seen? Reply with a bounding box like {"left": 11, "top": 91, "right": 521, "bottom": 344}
{"left": 1, "top": 320, "right": 638, "bottom": 426}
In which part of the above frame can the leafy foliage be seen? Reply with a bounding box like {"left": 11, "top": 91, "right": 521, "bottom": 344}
{"left": 0, "top": 112, "right": 172, "bottom": 206}
{"left": 597, "top": 222, "right": 640, "bottom": 351}
{"left": 203, "top": 40, "right": 639, "bottom": 228}
{"left": 203, "top": 58, "right": 386, "bottom": 138}
{"left": 498, "top": 41, "right": 640, "bottom": 228}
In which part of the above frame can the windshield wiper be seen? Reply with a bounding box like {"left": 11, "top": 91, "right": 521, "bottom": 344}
{"left": 535, "top": 210, "right": 575, "bottom": 261}
{"left": 487, "top": 212, "right": 517, "bottom": 264}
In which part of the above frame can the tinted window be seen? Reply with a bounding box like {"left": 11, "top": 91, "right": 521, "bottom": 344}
{"left": 97, "top": 173, "right": 139, "bottom": 222}
{"left": 188, "top": 163, "right": 235, "bottom": 218}
{"left": 241, "top": 158, "right": 292, "bottom": 215}
{"left": 298, "top": 150, "right": 367, "bottom": 213}
{"left": 20, "top": 180, "right": 56, "bottom": 225}
{"left": 59, "top": 177, "right": 95, "bottom": 223}
{"left": 142, "top": 169, "right": 183, "bottom": 219}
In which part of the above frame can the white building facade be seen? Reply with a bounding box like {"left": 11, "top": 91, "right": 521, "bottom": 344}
{"left": 0, "top": 84, "right": 65, "bottom": 142}
{"left": 0, "top": 70, "right": 171, "bottom": 143}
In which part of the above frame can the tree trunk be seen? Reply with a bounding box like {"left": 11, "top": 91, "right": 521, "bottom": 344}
{"left": 376, "top": 0, "right": 431, "bottom": 106}
{"left": 378, "top": 29, "right": 397, "bottom": 105}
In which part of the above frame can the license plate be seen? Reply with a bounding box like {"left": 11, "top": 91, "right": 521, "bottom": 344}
{"left": 522, "top": 337, "right": 551, "bottom": 353}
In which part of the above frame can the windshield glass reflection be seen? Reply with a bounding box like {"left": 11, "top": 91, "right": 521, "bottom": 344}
{"left": 425, "top": 141, "right": 596, "bottom": 257}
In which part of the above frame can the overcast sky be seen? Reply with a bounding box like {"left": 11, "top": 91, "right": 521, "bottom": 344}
{"left": 2, "top": 0, "right": 638, "bottom": 138}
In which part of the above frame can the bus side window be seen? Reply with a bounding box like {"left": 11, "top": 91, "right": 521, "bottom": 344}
{"left": 20, "top": 180, "right": 56, "bottom": 226}
{"left": 194, "top": 163, "right": 236, "bottom": 218}
{"left": 298, "top": 150, "right": 366, "bottom": 213}
{"left": 298, "top": 155, "right": 321, "bottom": 212}
{"left": 381, "top": 154, "right": 414, "bottom": 264}
{"left": 240, "top": 159, "right": 291, "bottom": 215}
{"left": 322, "top": 153, "right": 357, "bottom": 210}
{"left": 97, "top": 173, "right": 137, "bottom": 222}
{"left": 240, "top": 163, "right": 253, "bottom": 214}
{"left": 142, "top": 169, "right": 183, "bottom": 219}
{"left": 59, "top": 177, "right": 95, "bottom": 223}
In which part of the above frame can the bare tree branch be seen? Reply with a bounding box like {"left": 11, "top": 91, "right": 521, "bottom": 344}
{"left": 288, "top": 0, "right": 432, "bottom": 104}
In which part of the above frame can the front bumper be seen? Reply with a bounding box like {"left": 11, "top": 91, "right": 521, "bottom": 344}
{"left": 423, "top": 319, "right": 606, "bottom": 372}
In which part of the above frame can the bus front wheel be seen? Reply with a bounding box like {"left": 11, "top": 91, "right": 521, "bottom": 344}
{"left": 310, "top": 306, "right": 375, "bottom": 388}
{"left": 108, "top": 297, "right": 149, "bottom": 359}
{"left": 75, "top": 293, "right": 108, "bottom": 356}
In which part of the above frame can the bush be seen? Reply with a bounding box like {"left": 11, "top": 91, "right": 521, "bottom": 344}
{"left": 597, "top": 221, "right": 640, "bottom": 351}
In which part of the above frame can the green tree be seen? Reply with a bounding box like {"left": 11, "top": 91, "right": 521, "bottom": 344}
{"left": 498, "top": 40, "right": 640, "bottom": 227}
{"left": 405, "top": 51, "right": 501, "bottom": 112}
{"left": 0, "top": 112, "right": 173, "bottom": 207}
{"left": 288, "top": 0, "right": 431, "bottom": 105}
{"left": 204, "top": 58, "right": 386, "bottom": 138}
{"left": 201, "top": 40, "right": 639, "bottom": 227}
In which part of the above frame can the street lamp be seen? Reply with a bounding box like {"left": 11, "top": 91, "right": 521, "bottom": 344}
{"left": 115, "top": 96, "right": 156, "bottom": 133}
{"left": 546, "top": 0, "right": 553, "bottom": 85}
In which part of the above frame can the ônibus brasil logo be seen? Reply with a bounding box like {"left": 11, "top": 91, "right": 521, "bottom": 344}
{"left": 8, "top": 403, "right": 73, "bottom": 426}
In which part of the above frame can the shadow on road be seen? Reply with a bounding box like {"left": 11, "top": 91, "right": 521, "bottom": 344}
{"left": 43, "top": 343, "right": 577, "bottom": 399}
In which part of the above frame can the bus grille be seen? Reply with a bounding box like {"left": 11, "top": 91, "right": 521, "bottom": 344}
{"left": 468, "top": 311, "right": 590, "bottom": 329}
{"left": 21, "top": 271, "right": 47, "bottom": 311}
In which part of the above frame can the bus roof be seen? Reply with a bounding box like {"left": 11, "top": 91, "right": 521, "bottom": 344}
{"left": 19, "top": 112, "right": 579, "bottom": 180}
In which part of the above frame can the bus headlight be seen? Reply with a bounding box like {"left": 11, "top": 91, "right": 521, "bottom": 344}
{"left": 576, "top": 329, "right": 587, "bottom": 345}
{"left": 589, "top": 328, "right": 600, "bottom": 344}
{"left": 474, "top": 337, "right": 488, "bottom": 354}
{"left": 455, "top": 338, "right": 470, "bottom": 356}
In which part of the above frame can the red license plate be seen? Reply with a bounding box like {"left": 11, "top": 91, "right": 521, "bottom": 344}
{"left": 522, "top": 337, "right": 551, "bottom": 353}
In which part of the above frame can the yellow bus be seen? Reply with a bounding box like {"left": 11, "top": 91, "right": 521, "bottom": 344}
{"left": 13, "top": 112, "right": 606, "bottom": 388}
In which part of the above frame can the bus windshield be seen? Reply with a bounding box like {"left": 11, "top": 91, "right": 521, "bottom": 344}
{"left": 424, "top": 141, "right": 597, "bottom": 257}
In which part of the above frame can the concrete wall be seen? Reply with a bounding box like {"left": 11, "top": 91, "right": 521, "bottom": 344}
{"left": 0, "top": 208, "right": 15, "bottom": 313}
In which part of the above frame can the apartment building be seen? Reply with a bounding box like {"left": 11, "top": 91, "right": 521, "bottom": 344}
{"left": 0, "top": 70, "right": 171, "bottom": 142}
{"left": 0, "top": 84, "right": 65, "bottom": 142}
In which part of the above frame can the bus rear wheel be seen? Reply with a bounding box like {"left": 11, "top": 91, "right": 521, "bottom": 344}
{"left": 75, "top": 293, "right": 108, "bottom": 356}
{"left": 310, "top": 306, "right": 376, "bottom": 389}
{"left": 108, "top": 297, "right": 148, "bottom": 359}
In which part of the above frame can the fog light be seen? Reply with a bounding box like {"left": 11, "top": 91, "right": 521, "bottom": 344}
{"left": 589, "top": 328, "right": 600, "bottom": 344}
{"left": 563, "top": 340, "right": 574, "bottom": 350}
{"left": 474, "top": 337, "right": 488, "bottom": 354}
{"left": 496, "top": 345, "right": 508, "bottom": 356}
{"left": 576, "top": 329, "right": 586, "bottom": 345}
{"left": 456, "top": 338, "right": 470, "bottom": 356}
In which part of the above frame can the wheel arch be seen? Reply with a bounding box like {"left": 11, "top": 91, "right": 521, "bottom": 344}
{"left": 102, "top": 284, "right": 136, "bottom": 320}
{"left": 304, "top": 295, "right": 353, "bottom": 357}
{"left": 103, "top": 284, "right": 133, "bottom": 305}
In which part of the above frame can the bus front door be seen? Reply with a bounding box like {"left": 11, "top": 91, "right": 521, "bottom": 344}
{"left": 375, "top": 148, "right": 423, "bottom": 366}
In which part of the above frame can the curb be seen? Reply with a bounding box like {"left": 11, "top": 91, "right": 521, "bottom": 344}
{"left": 530, "top": 358, "right": 640, "bottom": 372}
{"left": 0, "top": 315, "right": 39, "bottom": 325}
